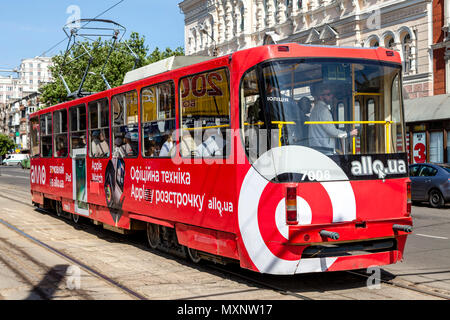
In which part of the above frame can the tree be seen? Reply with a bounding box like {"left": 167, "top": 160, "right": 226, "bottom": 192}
{"left": 39, "top": 32, "right": 184, "bottom": 107}
{"left": 0, "top": 134, "right": 15, "bottom": 158}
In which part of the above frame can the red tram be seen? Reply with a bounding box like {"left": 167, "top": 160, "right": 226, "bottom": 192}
{"left": 29, "top": 44, "right": 412, "bottom": 274}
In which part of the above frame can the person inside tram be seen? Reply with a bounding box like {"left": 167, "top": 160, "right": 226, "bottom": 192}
{"left": 91, "top": 130, "right": 110, "bottom": 157}
{"left": 113, "top": 136, "right": 126, "bottom": 158}
{"left": 55, "top": 136, "right": 67, "bottom": 157}
{"left": 159, "top": 133, "right": 174, "bottom": 157}
{"left": 196, "top": 128, "right": 224, "bottom": 157}
{"left": 179, "top": 125, "right": 197, "bottom": 158}
{"left": 146, "top": 140, "right": 158, "bottom": 157}
{"left": 76, "top": 135, "right": 86, "bottom": 149}
{"left": 308, "top": 83, "right": 358, "bottom": 155}
{"left": 123, "top": 132, "right": 136, "bottom": 157}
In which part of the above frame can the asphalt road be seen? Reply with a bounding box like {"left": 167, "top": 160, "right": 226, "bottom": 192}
{"left": 0, "top": 165, "right": 449, "bottom": 300}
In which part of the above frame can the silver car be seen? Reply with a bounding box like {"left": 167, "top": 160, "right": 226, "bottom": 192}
{"left": 409, "top": 163, "right": 450, "bottom": 208}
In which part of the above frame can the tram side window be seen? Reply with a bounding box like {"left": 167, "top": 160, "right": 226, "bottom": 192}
{"left": 53, "top": 109, "right": 68, "bottom": 158}
{"left": 111, "top": 90, "right": 138, "bottom": 158}
{"left": 29, "top": 117, "right": 40, "bottom": 157}
{"left": 141, "top": 81, "right": 176, "bottom": 157}
{"left": 88, "top": 98, "right": 110, "bottom": 158}
{"left": 40, "top": 113, "right": 52, "bottom": 158}
{"left": 179, "top": 68, "right": 231, "bottom": 158}
{"left": 69, "top": 104, "right": 87, "bottom": 157}
{"left": 240, "top": 68, "right": 264, "bottom": 163}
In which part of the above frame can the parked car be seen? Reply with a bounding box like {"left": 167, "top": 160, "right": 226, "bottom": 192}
{"left": 409, "top": 163, "right": 450, "bottom": 208}
{"left": 2, "top": 154, "right": 29, "bottom": 166}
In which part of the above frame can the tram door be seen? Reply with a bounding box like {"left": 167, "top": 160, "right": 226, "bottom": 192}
{"left": 355, "top": 94, "right": 382, "bottom": 154}
{"left": 72, "top": 144, "right": 89, "bottom": 216}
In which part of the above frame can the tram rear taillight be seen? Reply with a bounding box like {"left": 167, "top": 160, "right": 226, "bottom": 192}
{"left": 406, "top": 180, "right": 412, "bottom": 215}
{"left": 286, "top": 185, "right": 298, "bottom": 225}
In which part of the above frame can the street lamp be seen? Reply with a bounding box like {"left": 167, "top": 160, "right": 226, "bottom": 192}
{"left": 199, "top": 23, "right": 218, "bottom": 57}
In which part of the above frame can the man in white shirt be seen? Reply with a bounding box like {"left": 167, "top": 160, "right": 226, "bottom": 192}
{"left": 91, "top": 130, "right": 110, "bottom": 157}
{"left": 159, "top": 133, "right": 174, "bottom": 157}
{"left": 309, "top": 84, "right": 358, "bottom": 155}
{"left": 196, "top": 128, "right": 224, "bottom": 157}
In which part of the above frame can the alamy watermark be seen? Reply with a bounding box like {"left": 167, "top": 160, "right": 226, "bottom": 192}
{"left": 366, "top": 9, "right": 381, "bottom": 31}
{"left": 66, "top": 265, "right": 81, "bottom": 290}
{"left": 66, "top": 5, "right": 81, "bottom": 29}
{"left": 366, "top": 266, "right": 381, "bottom": 290}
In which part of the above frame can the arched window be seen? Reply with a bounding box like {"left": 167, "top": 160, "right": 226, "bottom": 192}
{"left": 387, "top": 37, "right": 395, "bottom": 50}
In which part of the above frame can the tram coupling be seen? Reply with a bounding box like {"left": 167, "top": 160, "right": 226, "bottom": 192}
{"left": 392, "top": 224, "right": 413, "bottom": 233}
{"left": 319, "top": 230, "right": 340, "bottom": 240}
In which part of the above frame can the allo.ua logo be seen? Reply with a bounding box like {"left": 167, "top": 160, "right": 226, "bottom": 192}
{"left": 351, "top": 156, "right": 407, "bottom": 179}
{"left": 30, "top": 165, "right": 46, "bottom": 185}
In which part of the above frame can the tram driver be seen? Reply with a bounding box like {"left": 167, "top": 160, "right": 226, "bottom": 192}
{"left": 308, "top": 83, "right": 358, "bottom": 155}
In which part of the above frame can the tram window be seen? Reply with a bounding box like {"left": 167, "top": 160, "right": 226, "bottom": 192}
{"left": 88, "top": 98, "right": 110, "bottom": 158}
{"left": 53, "top": 109, "right": 68, "bottom": 158}
{"left": 30, "top": 117, "right": 40, "bottom": 157}
{"left": 392, "top": 74, "right": 405, "bottom": 152}
{"left": 111, "top": 90, "right": 139, "bottom": 158}
{"left": 141, "top": 81, "right": 175, "bottom": 157}
{"left": 40, "top": 113, "right": 52, "bottom": 158}
{"left": 179, "top": 68, "right": 231, "bottom": 158}
{"left": 69, "top": 104, "right": 87, "bottom": 157}
{"left": 240, "top": 68, "right": 264, "bottom": 163}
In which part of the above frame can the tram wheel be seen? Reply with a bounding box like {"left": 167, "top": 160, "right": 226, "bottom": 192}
{"left": 71, "top": 213, "right": 80, "bottom": 224}
{"left": 55, "top": 201, "right": 63, "bottom": 217}
{"left": 187, "top": 247, "right": 202, "bottom": 264}
{"left": 146, "top": 223, "right": 160, "bottom": 249}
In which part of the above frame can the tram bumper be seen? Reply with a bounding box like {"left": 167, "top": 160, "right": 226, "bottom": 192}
{"left": 287, "top": 217, "right": 413, "bottom": 272}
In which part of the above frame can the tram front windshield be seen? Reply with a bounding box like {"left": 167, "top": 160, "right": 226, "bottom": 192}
{"left": 240, "top": 58, "right": 406, "bottom": 181}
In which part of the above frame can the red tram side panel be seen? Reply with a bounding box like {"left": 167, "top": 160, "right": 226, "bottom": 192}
{"left": 30, "top": 44, "right": 412, "bottom": 275}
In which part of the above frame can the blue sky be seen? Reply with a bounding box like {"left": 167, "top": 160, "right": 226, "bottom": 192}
{"left": 0, "top": 0, "right": 185, "bottom": 70}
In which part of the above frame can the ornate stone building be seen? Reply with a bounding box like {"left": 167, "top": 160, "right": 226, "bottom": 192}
{"left": 179, "top": 0, "right": 450, "bottom": 163}
{"left": 179, "top": 0, "right": 433, "bottom": 100}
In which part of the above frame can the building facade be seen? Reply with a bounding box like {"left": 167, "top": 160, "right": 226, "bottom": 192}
{"left": 0, "top": 92, "right": 41, "bottom": 152}
{"left": 0, "top": 56, "right": 51, "bottom": 154}
{"left": 179, "top": 0, "right": 433, "bottom": 100}
{"left": 179, "top": 0, "right": 450, "bottom": 164}
{"left": 404, "top": 0, "right": 450, "bottom": 164}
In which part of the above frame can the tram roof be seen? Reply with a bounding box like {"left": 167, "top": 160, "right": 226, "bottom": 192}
{"left": 30, "top": 44, "right": 401, "bottom": 117}
{"left": 122, "top": 55, "right": 214, "bottom": 85}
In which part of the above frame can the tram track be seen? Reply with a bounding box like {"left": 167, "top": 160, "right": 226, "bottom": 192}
{"left": 0, "top": 191, "right": 148, "bottom": 300}
{"left": 345, "top": 269, "right": 450, "bottom": 300}
{"left": 0, "top": 190, "right": 448, "bottom": 300}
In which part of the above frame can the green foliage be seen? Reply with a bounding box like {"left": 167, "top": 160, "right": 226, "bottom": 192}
{"left": 0, "top": 134, "right": 15, "bottom": 157}
{"left": 39, "top": 32, "right": 184, "bottom": 107}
